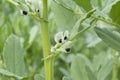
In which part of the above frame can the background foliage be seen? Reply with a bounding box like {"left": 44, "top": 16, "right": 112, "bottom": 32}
{"left": 0, "top": 0, "right": 120, "bottom": 80}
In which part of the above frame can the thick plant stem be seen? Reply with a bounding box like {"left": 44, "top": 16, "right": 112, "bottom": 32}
{"left": 41, "top": 0, "right": 53, "bottom": 80}
{"left": 112, "top": 50, "right": 118, "bottom": 80}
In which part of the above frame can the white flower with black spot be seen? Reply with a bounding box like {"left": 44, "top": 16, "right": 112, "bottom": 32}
{"left": 54, "top": 31, "right": 64, "bottom": 44}
{"left": 58, "top": 41, "right": 72, "bottom": 53}
{"left": 52, "top": 30, "right": 71, "bottom": 53}
{"left": 25, "top": 0, "right": 42, "bottom": 13}
{"left": 54, "top": 30, "right": 69, "bottom": 44}
{"left": 20, "top": 4, "right": 29, "bottom": 15}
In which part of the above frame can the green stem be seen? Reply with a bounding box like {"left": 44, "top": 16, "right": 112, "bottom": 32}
{"left": 41, "top": 0, "right": 53, "bottom": 80}
{"left": 92, "top": 16, "right": 120, "bottom": 28}
{"left": 112, "top": 50, "right": 118, "bottom": 80}
{"left": 71, "top": 19, "right": 96, "bottom": 41}
{"left": 7, "top": 0, "right": 19, "bottom": 6}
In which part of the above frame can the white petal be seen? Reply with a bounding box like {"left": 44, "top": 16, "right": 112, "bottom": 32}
{"left": 62, "top": 41, "right": 72, "bottom": 48}
{"left": 25, "top": 0, "right": 42, "bottom": 12}
{"left": 32, "top": 0, "right": 42, "bottom": 12}
{"left": 51, "top": 47, "right": 55, "bottom": 53}
{"left": 54, "top": 31, "right": 64, "bottom": 43}
{"left": 58, "top": 41, "right": 72, "bottom": 53}
{"left": 25, "top": 0, "right": 30, "bottom": 3}
{"left": 64, "top": 30, "right": 69, "bottom": 38}
{"left": 21, "top": 3, "right": 29, "bottom": 11}
{"left": 20, "top": 4, "right": 29, "bottom": 15}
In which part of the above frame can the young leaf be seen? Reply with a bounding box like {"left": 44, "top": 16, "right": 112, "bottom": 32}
{"left": 34, "top": 74, "right": 45, "bottom": 80}
{"left": 90, "top": 0, "right": 117, "bottom": 13}
{"left": 94, "top": 27, "right": 120, "bottom": 52}
{"left": 90, "top": 0, "right": 102, "bottom": 9}
{"left": 29, "top": 25, "right": 39, "bottom": 44}
{"left": 0, "top": 68, "right": 23, "bottom": 79}
{"left": 109, "top": 1, "right": 120, "bottom": 25}
{"left": 3, "top": 34, "right": 27, "bottom": 77}
{"left": 73, "top": 0, "right": 92, "bottom": 11}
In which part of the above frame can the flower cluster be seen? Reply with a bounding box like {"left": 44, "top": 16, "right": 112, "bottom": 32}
{"left": 21, "top": 0, "right": 42, "bottom": 16}
{"left": 51, "top": 31, "right": 72, "bottom": 53}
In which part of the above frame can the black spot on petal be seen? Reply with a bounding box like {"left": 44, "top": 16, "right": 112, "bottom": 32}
{"left": 64, "top": 36, "right": 67, "bottom": 40}
{"left": 59, "top": 39, "right": 62, "bottom": 43}
{"left": 65, "top": 48, "right": 71, "bottom": 52}
{"left": 22, "top": 10, "right": 28, "bottom": 15}
{"left": 35, "top": 9, "right": 40, "bottom": 12}
{"left": 37, "top": 9, "right": 39, "bottom": 12}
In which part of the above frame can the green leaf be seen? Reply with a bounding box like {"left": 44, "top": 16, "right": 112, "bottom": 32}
{"left": 73, "top": 0, "right": 92, "bottom": 11}
{"left": 62, "top": 76, "right": 70, "bottom": 80}
{"left": 90, "top": 0, "right": 102, "bottom": 9}
{"left": 34, "top": 74, "right": 45, "bottom": 80}
{"left": 93, "top": 53, "right": 113, "bottom": 80}
{"left": 71, "top": 53, "right": 112, "bottom": 80}
{"left": 3, "top": 34, "right": 27, "bottom": 77}
{"left": 71, "top": 54, "right": 91, "bottom": 80}
{"left": 29, "top": 26, "right": 39, "bottom": 44}
{"left": 24, "top": 25, "right": 39, "bottom": 49}
{"left": 51, "top": 0, "right": 79, "bottom": 30}
{"left": 85, "top": 66, "right": 97, "bottom": 80}
{"left": 93, "top": 53, "right": 107, "bottom": 73}
{"left": 0, "top": 68, "right": 23, "bottom": 79}
{"left": 53, "top": 0, "right": 78, "bottom": 12}
{"left": 109, "top": 1, "right": 120, "bottom": 25}
{"left": 97, "top": 58, "right": 113, "bottom": 80}
{"left": 94, "top": 27, "right": 120, "bottom": 52}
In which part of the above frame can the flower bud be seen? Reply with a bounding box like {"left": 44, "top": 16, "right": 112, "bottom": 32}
{"left": 51, "top": 47, "right": 55, "bottom": 53}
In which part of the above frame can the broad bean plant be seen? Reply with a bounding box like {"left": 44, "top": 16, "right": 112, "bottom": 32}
{"left": 0, "top": 0, "right": 120, "bottom": 80}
